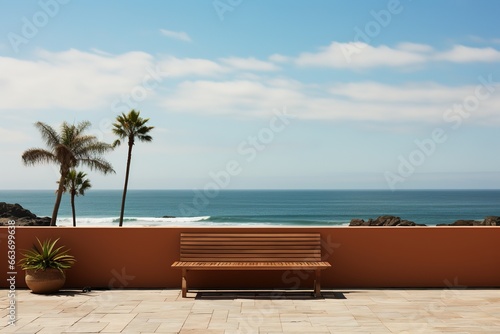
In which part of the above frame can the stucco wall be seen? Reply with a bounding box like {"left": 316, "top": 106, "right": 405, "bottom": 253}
{"left": 1, "top": 226, "right": 499, "bottom": 290}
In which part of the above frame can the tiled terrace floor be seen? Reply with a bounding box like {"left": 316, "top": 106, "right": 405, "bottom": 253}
{"left": 1, "top": 288, "right": 500, "bottom": 333}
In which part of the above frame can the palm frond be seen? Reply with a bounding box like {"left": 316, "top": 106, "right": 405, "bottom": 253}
{"left": 77, "top": 141, "right": 114, "bottom": 157}
{"left": 60, "top": 170, "right": 92, "bottom": 196}
{"left": 34, "top": 122, "right": 60, "bottom": 149}
{"left": 74, "top": 121, "right": 92, "bottom": 136}
{"left": 112, "top": 139, "right": 122, "bottom": 148}
{"left": 112, "top": 110, "right": 154, "bottom": 140}
{"left": 138, "top": 133, "right": 153, "bottom": 142}
{"left": 23, "top": 120, "right": 115, "bottom": 225}
{"left": 79, "top": 157, "right": 115, "bottom": 174}
{"left": 21, "top": 149, "right": 57, "bottom": 166}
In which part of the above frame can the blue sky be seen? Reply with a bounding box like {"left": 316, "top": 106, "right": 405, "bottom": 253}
{"left": 1, "top": 0, "right": 500, "bottom": 190}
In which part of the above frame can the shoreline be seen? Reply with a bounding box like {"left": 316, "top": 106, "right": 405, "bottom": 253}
{"left": 2, "top": 189, "right": 499, "bottom": 227}
{"left": 2, "top": 202, "right": 496, "bottom": 227}
{"left": 3, "top": 214, "right": 495, "bottom": 228}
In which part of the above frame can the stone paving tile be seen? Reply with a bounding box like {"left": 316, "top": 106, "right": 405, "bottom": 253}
{"left": 120, "top": 319, "right": 160, "bottom": 333}
{"left": 2, "top": 288, "right": 500, "bottom": 333}
{"left": 64, "top": 320, "right": 109, "bottom": 332}
{"left": 30, "top": 315, "right": 82, "bottom": 327}
{"left": 179, "top": 330, "right": 224, "bottom": 334}
{"left": 154, "top": 321, "right": 184, "bottom": 333}
{"left": 100, "top": 313, "right": 137, "bottom": 332}
{"left": 183, "top": 314, "right": 212, "bottom": 330}
{"left": 207, "top": 321, "right": 239, "bottom": 331}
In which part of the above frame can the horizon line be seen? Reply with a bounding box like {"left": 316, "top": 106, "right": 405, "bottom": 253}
{"left": 1, "top": 188, "right": 500, "bottom": 191}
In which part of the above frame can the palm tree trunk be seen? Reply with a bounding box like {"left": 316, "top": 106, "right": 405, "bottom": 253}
{"left": 119, "top": 141, "right": 133, "bottom": 227}
{"left": 51, "top": 173, "right": 66, "bottom": 226}
{"left": 71, "top": 192, "right": 76, "bottom": 227}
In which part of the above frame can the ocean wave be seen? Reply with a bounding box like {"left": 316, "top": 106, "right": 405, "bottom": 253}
{"left": 56, "top": 215, "right": 349, "bottom": 227}
{"left": 57, "top": 216, "right": 211, "bottom": 226}
{"left": 207, "top": 215, "right": 349, "bottom": 226}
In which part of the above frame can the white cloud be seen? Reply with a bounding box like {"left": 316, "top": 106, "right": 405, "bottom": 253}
{"left": 89, "top": 48, "right": 114, "bottom": 56}
{"left": 269, "top": 54, "right": 290, "bottom": 63}
{"left": 162, "top": 80, "right": 302, "bottom": 117}
{"left": 0, "top": 49, "right": 154, "bottom": 110}
{"left": 157, "top": 56, "right": 228, "bottom": 77}
{"left": 159, "top": 29, "right": 192, "bottom": 42}
{"left": 220, "top": 57, "right": 279, "bottom": 71}
{"left": 330, "top": 82, "right": 471, "bottom": 103}
{"left": 434, "top": 45, "right": 500, "bottom": 63}
{"left": 466, "top": 35, "right": 500, "bottom": 45}
{"left": 160, "top": 78, "right": 500, "bottom": 126}
{"left": 2, "top": 45, "right": 500, "bottom": 128}
{"left": 396, "top": 42, "right": 434, "bottom": 53}
{"left": 0, "top": 50, "right": 280, "bottom": 113}
{"left": 157, "top": 56, "right": 278, "bottom": 78}
{"left": 295, "top": 42, "right": 427, "bottom": 68}
{"left": 295, "top": 42, "right": 500, "bottom": 68}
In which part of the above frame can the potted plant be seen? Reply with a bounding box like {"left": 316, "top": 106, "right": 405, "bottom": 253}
{"left": 18, "top": 238, "right": 76, "bottom": 294}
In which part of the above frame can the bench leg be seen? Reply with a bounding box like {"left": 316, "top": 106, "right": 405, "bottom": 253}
{"left": 314, "top": 269, "right": 321, "bottom": 298}
{"left": 182, "top": 269, "right": 187, "bottom": 298}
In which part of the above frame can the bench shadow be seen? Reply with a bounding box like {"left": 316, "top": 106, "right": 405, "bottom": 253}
{"left": 27, "top": 289, "right": 93, "bottom": 297}
{"left": 194, "top": 290, "right": 347, "bottom": 300}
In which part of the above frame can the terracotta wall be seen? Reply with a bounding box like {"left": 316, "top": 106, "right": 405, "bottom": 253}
{"left": 1, "top": 226, "right": 499, "bottom": 290}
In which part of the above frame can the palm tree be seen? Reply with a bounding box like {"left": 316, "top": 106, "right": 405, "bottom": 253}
{"left": 22, "top": 121, "right": 115, "bottom": 226}
{"left": 112, "top": 110, "right": 154, "bottom": 227}
{"left": 61, "top": 170, "right": 92, "bottom": 227}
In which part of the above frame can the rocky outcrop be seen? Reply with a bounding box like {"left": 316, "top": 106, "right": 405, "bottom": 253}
{"left": 0, "top": 202, "right": 51, "bottom": 226}
{"left": 437, "top": 216, "right": 500, "bottom": 226}
{"left": 349, "top": 218, "right": 370, "bottom": 226}
{"left": 349, "top": 215, "right": 425, "bottom": 226}
{"left": 483, "top": 216, "right": 500, "bottom": 225}
{"left": 350, "top": 215, "right": 500, "bottom": 226}
{"left": 437, "top": 220, "right": 478, "bottom": 226}
{"left": 0, "top": 202, "right": 36, "bottom": 219}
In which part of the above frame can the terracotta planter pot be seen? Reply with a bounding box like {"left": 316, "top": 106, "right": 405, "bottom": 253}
{"left": 25, "top": 269, "right": 66, "bottom": 294}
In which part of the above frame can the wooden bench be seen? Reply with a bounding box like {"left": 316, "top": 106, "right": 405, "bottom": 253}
{"left": 171, "top": 233, "right": 331, "bottom": 298}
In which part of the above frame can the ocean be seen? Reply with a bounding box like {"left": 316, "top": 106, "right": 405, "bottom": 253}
{"left": 1, "top": 189, "right": 499, "bottom": 227}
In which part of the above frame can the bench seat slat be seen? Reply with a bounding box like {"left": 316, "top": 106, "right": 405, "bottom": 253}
{"left": 172, "top": 233, "right": 332, "bottom": 298}
{"left": 172, "top": 261, "right": 331, "bottom": 270}
{"left": 181, "top": 255, "right": 322, "bottom": 258}
{"left": 181, "top": 245, "right": 319, "bottom": 250}
{"left": 181, "top": 249, "right": 321, "bottom": 254}
{"left": 179, "top": 258, "right": 322, "bottom": 262}
{"left": 181, "top": 241, "right": 321, "bottom": 245}
{"left": 180, "top": 233, "right": 320, "bottom": 237}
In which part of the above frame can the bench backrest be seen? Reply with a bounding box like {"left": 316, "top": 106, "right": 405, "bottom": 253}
{"left": 179, "top": 233, "right": 323, "bottom": 262}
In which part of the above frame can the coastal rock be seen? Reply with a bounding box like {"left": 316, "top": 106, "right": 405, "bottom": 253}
{"left": 452, "top": 220, "right": 478, "bottom": 226}
{"left": 0, "top": 202, "right": 36, "bottom": 219}
{"left": 0, "top": 217, "right": 51, "bottom": 226}
{"left": 437, "top": 220, "right": 480, "bottom": 226}
{"left": 349, "top": 218, "right": 369, "bottom": 226}
{"left": 483, "top": 216, "right": 500, "bottom": 226}
{"left": 349, "top": 215, "right": 423, "bottom": 226}
{"left": 0, "top": 202, "right": 51, "bottom": 226}
{"left": 162, "top": 215, "right": 176, "bottom": 218}
{"left": 374, "top": 215, "right": 401, "bottom": 226}
{"left": 437, "top": 217, "right": 499, "bottom": 226}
